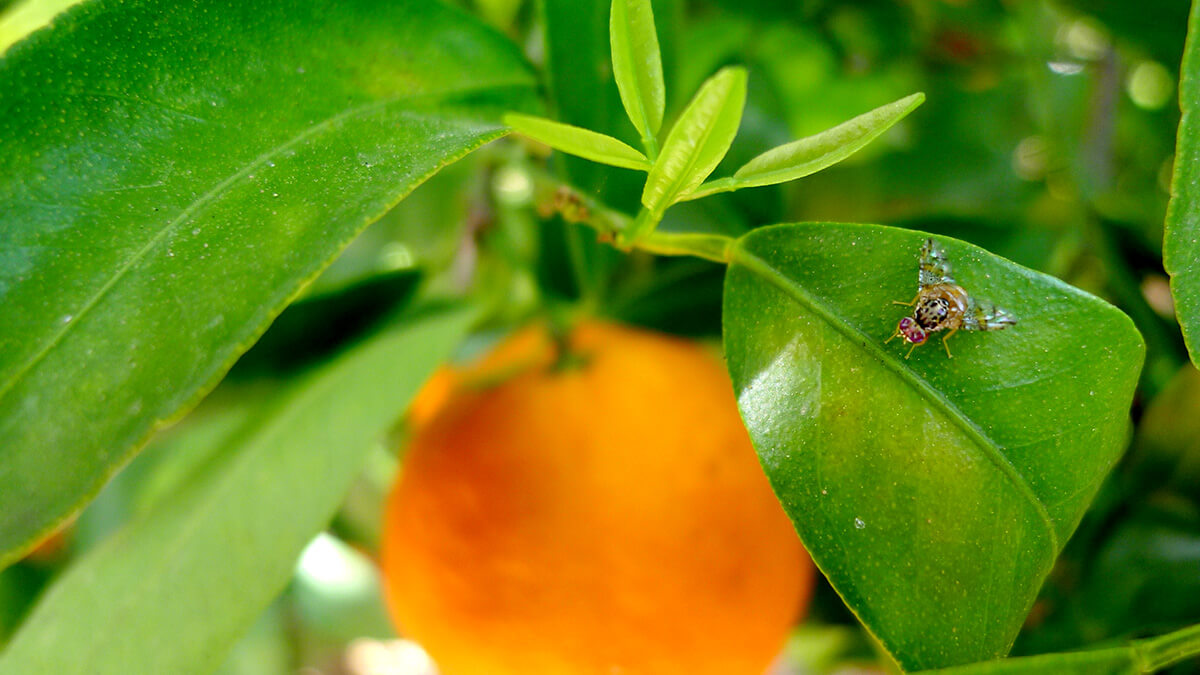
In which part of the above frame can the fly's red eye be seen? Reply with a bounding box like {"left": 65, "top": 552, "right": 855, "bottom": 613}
{"left": 899, "top": 317, "right": 913, "bottom": 330}
{"left": 910, "top": 330, "right": 926, "bottom": 344}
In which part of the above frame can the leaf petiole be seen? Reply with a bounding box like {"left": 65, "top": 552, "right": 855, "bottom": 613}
{"left": 636, "top": 231, "right": 733, "bottom": 263}
{"left": 617, "top": 207, "right": 664, "bottom": 249}
{"left": 529, "top": 168, "right": 732, "bottom": 263}
{"left": 1140, "top": 621, "right": 1200, "bottom": 673}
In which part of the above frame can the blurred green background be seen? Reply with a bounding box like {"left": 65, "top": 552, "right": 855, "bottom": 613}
{"left": 1, "top": 0, "right": 1195, "bottom": 672}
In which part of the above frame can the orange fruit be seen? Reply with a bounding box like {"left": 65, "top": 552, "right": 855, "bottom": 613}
{"left": 381, "top": 321, "right": 813, "bottom": 675}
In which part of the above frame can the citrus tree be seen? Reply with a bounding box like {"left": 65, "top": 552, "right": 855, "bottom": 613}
{"left": 1, "top": 0, "right": 1199, "bottom": 672}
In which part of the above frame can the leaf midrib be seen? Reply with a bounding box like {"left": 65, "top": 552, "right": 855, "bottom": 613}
{"left": 0, "top": 82, "right": 517, "bottom": 406}
{"left": 730, "top": 240, "right": 1061, "bottom": 560}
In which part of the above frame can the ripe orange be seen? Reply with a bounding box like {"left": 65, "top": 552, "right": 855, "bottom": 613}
{"left": 381, "top": 321, "right": 813, "bottom": 675}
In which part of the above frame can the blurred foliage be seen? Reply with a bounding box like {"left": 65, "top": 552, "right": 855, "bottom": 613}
{"left": 1, "top": 0, "right": 1195, "bottom": 672}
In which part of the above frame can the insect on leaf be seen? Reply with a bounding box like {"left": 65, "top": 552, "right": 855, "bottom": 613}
{"left": 610, "top": 0, "right": 665, "bottom": 147}
{"left": 723, "top": 224, "right": 1143, "bottom": 670}
{"left": 641, "top": 66, "right": 746, "bottom": 213}
{"left": 504, "top": 113, "right": 652, "bottom": 171}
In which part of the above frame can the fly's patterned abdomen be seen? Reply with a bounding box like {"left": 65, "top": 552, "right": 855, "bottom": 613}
{"left": 913, "top": 296, "right": 951, "bottom": 330}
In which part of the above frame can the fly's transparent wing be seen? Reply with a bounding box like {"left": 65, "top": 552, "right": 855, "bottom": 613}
{"left": 919, "top": 238, "right": 955, "bottom": 289}
{"left": 963, "top": 295, "right": 1017, "bottom": 332}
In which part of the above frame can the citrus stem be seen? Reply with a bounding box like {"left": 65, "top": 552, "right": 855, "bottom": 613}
{"left": 529, "top": 168, "right": 733, "bottom": 264}
{"left": 617, "top": 207, "right": 663, "bottom": 248}
{"left": 636, "top": 231, "right": 734, "bottom": 263}
{"left": 1136, "top": 622, "right": 1200, "bottom": 672}
{"left": 677, "top": 176, "right": 739, "bottom": 202}
{"left": 642, "top": 132, "right": 659, "bottom": 162}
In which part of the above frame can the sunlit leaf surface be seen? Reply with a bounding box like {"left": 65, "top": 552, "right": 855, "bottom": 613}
{"left": 641, "top": 66, "right": 745, "bottom": 212}
{"left": 610, "top": 0, "right": 665, "bottom": 143}
{"left": 504, "top": 113, "right": 651, "bottom": 170}
{"left": 0, "top": 0, "right": 535, "bottom": 566}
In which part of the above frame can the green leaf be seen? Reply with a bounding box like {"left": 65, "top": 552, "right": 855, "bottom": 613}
{"left": 684, "top": 92, "right": 925, "bottom": 200}
{"left": 1166, "top": 0, "right": 1200, "bottom": 368}
{"left": 0, "top": 307, "right": 475, "bottom": 675}
{"left": 610, "top": 0, "right": 665, "bottom": 149}
{"left": 542, "top": 0, "right": 677, "bottom": 206}
{"left": 504, "top": 113, "right": 651, "bottom": 170}
{"left": 0, "top": 0, "right": 535, "bottom": 567}
{"left": 641, "top": 66, "right": 747, "bottom": 213}
{"left": 722, "top": 224, "right": 1143, "bottom": 670}
{"left": 921, "top": 623, "right": 1200, "bottom": 674}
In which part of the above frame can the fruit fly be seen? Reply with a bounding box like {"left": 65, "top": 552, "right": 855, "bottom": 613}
{"left": 886, "top": 238, "right": 1016, "bottom": 359}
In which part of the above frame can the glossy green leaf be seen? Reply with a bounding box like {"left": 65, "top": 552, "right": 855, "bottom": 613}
{"left": 0, "top": 0, "right": 535, "bottom": 567}
{"left": 0, "top": 307, "right": 475, "bottom": 675}
{"left": 684, "top": 92, "right": 925, "bottom": 201}
{"left": 923, "top": 623, "right": 1200, "bottom": 675}
{"left": 610, "top": 0, "right": 665, "bottom": 148}
{"left": 504, "top": 113, "right": 651, "bottom": 170}
{"left": 641, "top": 66, "right": 746, "bottom": 213}
{"left": 1166, "top": 0, "right": 1200, "bottom": 368}
{"left": 723, "top": 224, "right": 1143, "bottom": 670}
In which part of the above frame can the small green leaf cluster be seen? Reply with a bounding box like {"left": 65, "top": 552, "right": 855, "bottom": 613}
{"left": 505, "top": 0, "right": 924, "bottom": 248}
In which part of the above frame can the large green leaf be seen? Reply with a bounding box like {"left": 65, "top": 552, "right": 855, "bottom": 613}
{"left": 723, "top": 224, "right": 1143, "bottom": 670}
{"left": 1166, "top": 0, "right": 1200, "bottom": 368}
{"left": 0, "top": 306, "right": 475, "bottom": 675}
{"left": 0, "top": 0, "right": 535, "bottom": 566}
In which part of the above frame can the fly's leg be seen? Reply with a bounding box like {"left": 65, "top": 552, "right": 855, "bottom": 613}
{"left": 885, "top": 327, "right": 902, "bottom": 344}
{"left": 892, "top": 294, "right": 918, "bottom": 307}
{"left": 941, "top": 327, "right": 958, "bottom": 358}
{"left": 905, "top": 342, "right": 919, "bottom": 359}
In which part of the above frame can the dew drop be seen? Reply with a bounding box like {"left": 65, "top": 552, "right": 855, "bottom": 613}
{"left": 854, "top": 517, "right": 866, "bottom": 530}
{"left": 61, "top": 314, "right": 73, "bottom": 323}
